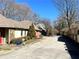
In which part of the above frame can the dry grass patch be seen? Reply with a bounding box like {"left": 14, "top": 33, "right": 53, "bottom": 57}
{"left": 0, "top": 45, "right": 11, "bottom": 51}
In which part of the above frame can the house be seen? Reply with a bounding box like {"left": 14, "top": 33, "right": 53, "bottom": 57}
{"left": 70, "top": 22, "right": 79, "bottom": 42}
{"left": 36, "top": 23, "right": 47, "bottom": 36}
{"left": 61, "top": 28, "right": 69, "bottom": 36}
{"left": 61, "top": 21, "right": 79, "bottom": 43}
{"left": 0, "top": 14, "right": 26, "bottom": 44}
{"left": 0, "top": 14, "right": 41, "bottom": 44}
{"left": 20, "top": 20, "right": 41, "bottom": 39}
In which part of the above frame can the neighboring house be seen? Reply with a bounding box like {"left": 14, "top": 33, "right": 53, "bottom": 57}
{"left": 70, "top": 22, "right": 79, "bottom": 42}
{"left": 36, "top": 23, "right": 47, "bottom": 36}
{"left": 0, "top": 14, "right": 41, "bottom": 44}
{"left": 61, "top": 21, "right": 79, "bottom": 43}
{"left": 61, "top": 28, "right": 69, "bottom": 35}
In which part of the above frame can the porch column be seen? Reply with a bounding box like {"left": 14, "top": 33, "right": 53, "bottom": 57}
{"left": 21, "top": 30, "right": 23, "bottom": 37}
{"left": 25, "top": 30, "right": 26, "bottom": 36}
{"left": 8, "top": 29, "right": 10, "bottom": 44}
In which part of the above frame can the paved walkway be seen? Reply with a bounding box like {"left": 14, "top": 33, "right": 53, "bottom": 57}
{"left": 0, "top": 36, "right": 79, "bottom": 59}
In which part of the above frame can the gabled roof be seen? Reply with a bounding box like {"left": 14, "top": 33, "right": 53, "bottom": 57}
{"left": 61, "top": 28, "right": 69, "bottom": 32}
{"left": 20, "top": 20, "right": 32, "bottom": 29}
{"left": 0, "top": 14, "right": 19, "bottom": 28}
{"left": 35, "top": 23, "right": 46, "bottom": 31}
{"left": 20, "top": 20, "right": 40, "bottom": 30}
{"left": 0, "top": 14, "right": 40, "bottom": 30}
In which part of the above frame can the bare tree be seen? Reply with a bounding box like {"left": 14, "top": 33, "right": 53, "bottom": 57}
{"left": 54, "top": 15, "right": 68, "bottom": 35}
{"left": 10, "top": 3, "right": 32, "bottom": 21}
{"left": 53, "top": 0, "right": 78, "bottom": 30}
{"left": 0, "top": 0, "right": 15, "bottom": 16}
{"left": 40, "top": 19, "right": 53, "bottom": 36}
{"left": 0, "top": 0, "right": 33, "bottom": 21}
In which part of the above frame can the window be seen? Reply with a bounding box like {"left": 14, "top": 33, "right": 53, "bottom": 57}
{"left": 77, "top": 30, "right": 79, "bottom": 35}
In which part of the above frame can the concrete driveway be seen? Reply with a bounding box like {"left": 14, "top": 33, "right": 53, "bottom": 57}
{"left": 0, "top": 36, "right": 73, "bottom": 59}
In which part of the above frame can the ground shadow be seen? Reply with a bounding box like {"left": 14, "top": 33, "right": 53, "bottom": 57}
{"left": 58, "top": 35, "right": 79, "bottom": 59}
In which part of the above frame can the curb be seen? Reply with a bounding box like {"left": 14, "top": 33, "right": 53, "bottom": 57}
{"left": 0, "top": 49, "right": 15, "bottom": 56}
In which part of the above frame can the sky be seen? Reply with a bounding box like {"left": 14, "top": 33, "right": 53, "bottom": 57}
{"left": 16, "top": 0, "right": 59, "bottom": 21}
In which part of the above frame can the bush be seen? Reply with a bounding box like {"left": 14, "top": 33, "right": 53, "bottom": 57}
{"left": 24, "top": 37, "right": 27, "bottom": 41}
{"left": 10, "top": 39, "right": 23, "bottom": 45}
{"left": 27, "top": 24, "right": 36, "bottom": 39}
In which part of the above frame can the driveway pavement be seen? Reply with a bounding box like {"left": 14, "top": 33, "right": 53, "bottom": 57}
{"left": 0, "top": 36, "right": 78, "bottom": 59}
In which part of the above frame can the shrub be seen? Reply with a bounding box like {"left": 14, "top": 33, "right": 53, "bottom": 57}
{"left": 27, "top": 24, "right": 36, "bottom": 39}
{"left": 10, "top": 39, "right": 23, "bottom": 45}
